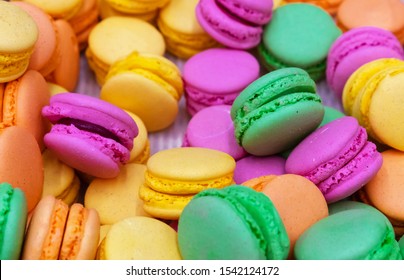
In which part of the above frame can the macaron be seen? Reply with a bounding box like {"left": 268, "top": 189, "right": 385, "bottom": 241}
{"left": 326, "top": 26, "right": 404, "bottom": 98}
{"left": 126, "top": 111, "right": 150, "bottom": 164}
{"left": 0, "top": 126, "right": 44, "bottom": 213}
{"left": 182, "top": 48, "right": 260, "bottom": 116}
{"left": 41, "top": 149, "right": 81, "bottom": 206}
{"left": 231, "top": 67, "right": 324, "bottom": 156}
{"left": 342, "top": 58, "right": 404, "bottom": 151}
{"left": 294, "top": 208, "right": 402, "bottom": 260}
{"left": 282, "top": 0, "right": 344, "bottom": 15}
{"left": 157, "top": 0, "right": 219, "bottom": 59}
{"left": 100, "top": 51, "right": 183, "bottom": 132}
{"left": 97, "top": 0, "right": 159, "bottom": 22}
{"left": 139, "top": 147, "right": 236, "bottom": 220}
{"left": 0, "top": 183, "right": 28, "bottom": 260}
{"left": 0, "top": 1, "right": 38, "bottom": 83}
{"left": 42, "top": 93, "right": 139, "bottom": 178}
{"left": 1, "top": 69, "right": 51, "bottom": 151}
{"left": 104, "top": 0, "right": 169, "bottom": 15}
{"left": 20, "top": 0, "right": 83, "bottom": 20}
{"left": 22, "top": 195, "right": 100, "bottom": 260}
{"left": 355, "top": 149, "right": 404, "bottom": 237}
{"left": 285, "top": 116, "right": 383, "bottom": 203}
{"left": 96, "top": 216, "right": 181, "bottom": 260}
{"left": 258, "top": 3, "right": 341, "bottom": 81}
{"left": 182, "top": 105, "right": 246, "bottom": 160}
{"left": 86, "top": 16, "right": 166, "bottom": 85}
{"left": 399, "top": 235, "right": 404, "bottom": 258}
{"left": 196, "top": 0, "right": 273, "bottom": 49}
{"left": 178, "top": 185, "right": 290, "bottom": 260}
{"left": 84, "top": 163, "right": 150, "bottom": 225}
{"left": 233, "top": 155, "right": 286, "bottom": 184}
{"left": 336, "top": 0, "right": 404, "bottom": 44}
{"left": 242, "top": 174, "right": 329, "bottom": 259}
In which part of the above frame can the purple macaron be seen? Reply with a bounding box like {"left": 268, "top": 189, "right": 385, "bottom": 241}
{"left": 233, "top": 155, "right": 286, "bottom": 184}
{"left": 42, "top": 93, "right": 138, "bottom": 178}
{"left": 196, "top": 0, "right": 273, "bottom": 49}
{"left": 183, "top": 48, "right": 260, "bottom": 116}
{"left": 326, "top": 26, "right": 404, "bottom": 98}
{"left": 182, "top": 105, "right": 246, "bottom": 160}
{"left": 285, "top": 116, "right": 383, "bottom": 203}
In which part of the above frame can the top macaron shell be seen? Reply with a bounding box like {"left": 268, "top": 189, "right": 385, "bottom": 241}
{"left": 326, "top": 26, "right": 404, "bottom": 98}
{"left": 42, "top": 93, "right": 138, "bottom": 178}
{"left": 196, "top": 0, "right": 264, "bottom": 49}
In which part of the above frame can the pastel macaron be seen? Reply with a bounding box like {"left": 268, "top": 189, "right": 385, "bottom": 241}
{"left": 182, "top": 48, "right": 260, "bottom": 116}
{"left": 355, "top": 149, "right": 404, "bottom": 237}
{"left": 233, "top": 155, "right": 286, "bottom": 184}
{"left": 157, "top": 0, "right": 219, "bottom": 59}
{"left": 0, "top": 1, "right": 38, "bottom": 83}
{"left": 42, "top": 93, "right": 138, "bottom": 179}
{"left": 97, "top": 216, "right": 181, "bottom": 260}
{"left": 294, "top": 207, "right": 402, "bottom": 260}
{"left": 84, "top": 163, "right": 150, "bottom": 225}
{"left": 196, "top": 0, "right": 273, "bottom": 49}
{"left": 178, "top": 185, "right": 290, "bottom": 260}
{"left": 336, "top": 0, "right": 404, "bottom": 44}
{"left": 342, "top": 58, "right": 404, "bottom": 151}
{"left": 285, "top": 117, "right": 383, "bottom": 203}
{"left": 258, "top": 3, "right": 341, "bottom": 81}
{"left": 231, "top": 67, "right": 324, "bottom": 156}
{"left": 126, "top": 111, "right": 150, "bottom": 164}
{"left": 22, "top": 195, "right": 100, "bottom": 260}
{"left": 100, "top": 51, "right": 183, "bottom": 132}
{"left": 182, "top": 105, "right": 246, "bottom": 160}
{"left": 86, "top": 16, "right": 165, "bottom": 85}
{"left": 139, "top": 147, "right": 236, "bottom": 220}
{"left": 19, "top": 0, "right": 83, "bottom": 20}
{"left": 326, "top": 26, "right": 404, "bottom": 98}
{"left": 0, "top": 183, "right": 28, "bottom": 260}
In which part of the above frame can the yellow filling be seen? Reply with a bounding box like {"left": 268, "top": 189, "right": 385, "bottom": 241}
{"left": 0, "top": 50, "right": 32, "bottom": 79}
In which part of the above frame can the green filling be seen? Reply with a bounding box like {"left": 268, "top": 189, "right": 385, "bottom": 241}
{"left": 234, "top": 92, "right": 322, "bottom": 145}
{"left": 0, "top": 184, "right": 13, "bottom": 251}
{"left": 258, "top": 43, "right": 326, "bottom": 81}
{"left": 366, "top": 227, "right": 402, "bottom": 260}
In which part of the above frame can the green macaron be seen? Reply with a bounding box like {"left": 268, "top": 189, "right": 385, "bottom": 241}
{"left": 294, "top": 207, "right": 402, "bottom": 260}
{"left": 258, "top": 3, "right": 341, "bottom": 81}
{"left": 231, "top": 67, "right": 324, "bottom": 156}
{"left": 177, "top": 185, "right": 290, "bottom": 260}
{"left": 0, "top": 182, "right": 28, "bottom": 260}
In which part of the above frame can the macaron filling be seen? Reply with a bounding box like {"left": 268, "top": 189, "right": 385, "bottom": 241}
{"left": 0, "top": 186, "right": 13, "bottom": 246}
{"left": 366, "top": 225, "right": 402, "bottom": 260}
{"left": 185, "top": 85, "right": 240, "bottom": 106}
{"left": 217, "top": 0, "right": 273, "bottom": 25}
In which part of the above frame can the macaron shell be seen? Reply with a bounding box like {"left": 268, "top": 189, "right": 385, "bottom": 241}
{"left": 22, "top": 0, "right": 83, "bottom": 20}
{"left": 0, "top": 126, "right": 44, "bottom": 213}
{"left": 217, "top": 0, "right": 273, "bottom": 25}
{"left": 0, "top": 184, "right": 27, "bottom": 260}
{"left": 261, "top": 174, "right": 328, "bottom": 258}
{"left": 99, "top": 216, "right": 181, "bottom": 260}
{"left": 59, "top": 204, "right": 100, "bottom": 260}
{"left": 84, "top": 163, "right": 150, "bottom": 225}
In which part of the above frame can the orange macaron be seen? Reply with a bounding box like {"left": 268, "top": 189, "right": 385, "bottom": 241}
{"left": 22, "top": 195, "right": 100, "bottom": 260}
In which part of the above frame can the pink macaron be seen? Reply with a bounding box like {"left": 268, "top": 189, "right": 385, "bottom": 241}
{"left": 233, "top": 155, "right": 286, "bottom": 184}
{"left": 183, "top": 48, "right": 260, "bottom": 116}
{"left": 182, "top": 105, "right": 246, "bottom": 160}
{"left": 196, "top": 0, "right": 273, "bottom": 49}
{"left": 42, "top": 93, "right": 138, "bottom": 178}
{"left": 326, "top": 26, "right": 404, "bottom": 98}
{"left": 285, "top": 116, "right": 383, "bottom": 203}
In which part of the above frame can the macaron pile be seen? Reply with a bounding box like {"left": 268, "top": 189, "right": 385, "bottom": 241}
{"left": 1, "top": 0, "right": 404, "bottom": 261}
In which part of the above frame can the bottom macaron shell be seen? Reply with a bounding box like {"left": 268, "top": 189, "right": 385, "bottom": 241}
{"left": 241, "top": 97, "right": 324, "bottom": 156}
{"left": 44, "top": 126, "right": 129, "bottom": 178}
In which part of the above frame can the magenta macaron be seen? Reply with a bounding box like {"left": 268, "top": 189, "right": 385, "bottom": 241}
{"left": 183, "top": 47, "right": 260, "bottom": 116}
{"left": 285, "top": 116, "right": 383, "bottom": 203}
{"left": 42, "top": 93, "right": 138, "bottom": 178}
{"left": 182, "top": 105, "right": 246, "bottom": 160}
{"left": 326, "top": 26, "right": 404, "bottom": 98}
{"left": 196, "top": 0, "right": 273, "bottom": 49}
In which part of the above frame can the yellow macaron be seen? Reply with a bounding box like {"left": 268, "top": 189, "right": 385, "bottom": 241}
{"left": 84, "top": 163, "right": 150, "bottom": 225}
{"left": 96, "top": 216, "right": 181, "bottom": 260}
{"left": 100, "top": 51, "right": 183, "bottom": 132}
{"left": 86, "top": 16, "right": 165, "bottom": 85}
{"left": 20, "top": 0, "right": 83, "bottom": 20}
{"left": 125, "top": 111, "right": 150, "bottom": 164}
{"left": 157, "top": 0, "right": 219, "bottom": 59}
{"left": 0, "top": 1, "right": 38, "bottom": 83}
{"left": 97, "top": 0, "right": 159, "bottom": 22}
{"left": 342, "top": 58, "right": 404, "bottom": 151}
{"left": 139, "top": 147, "right": 236, "bottom": 220}
{"left": 104, "top": 0, "right": 169, "bottom": 14}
